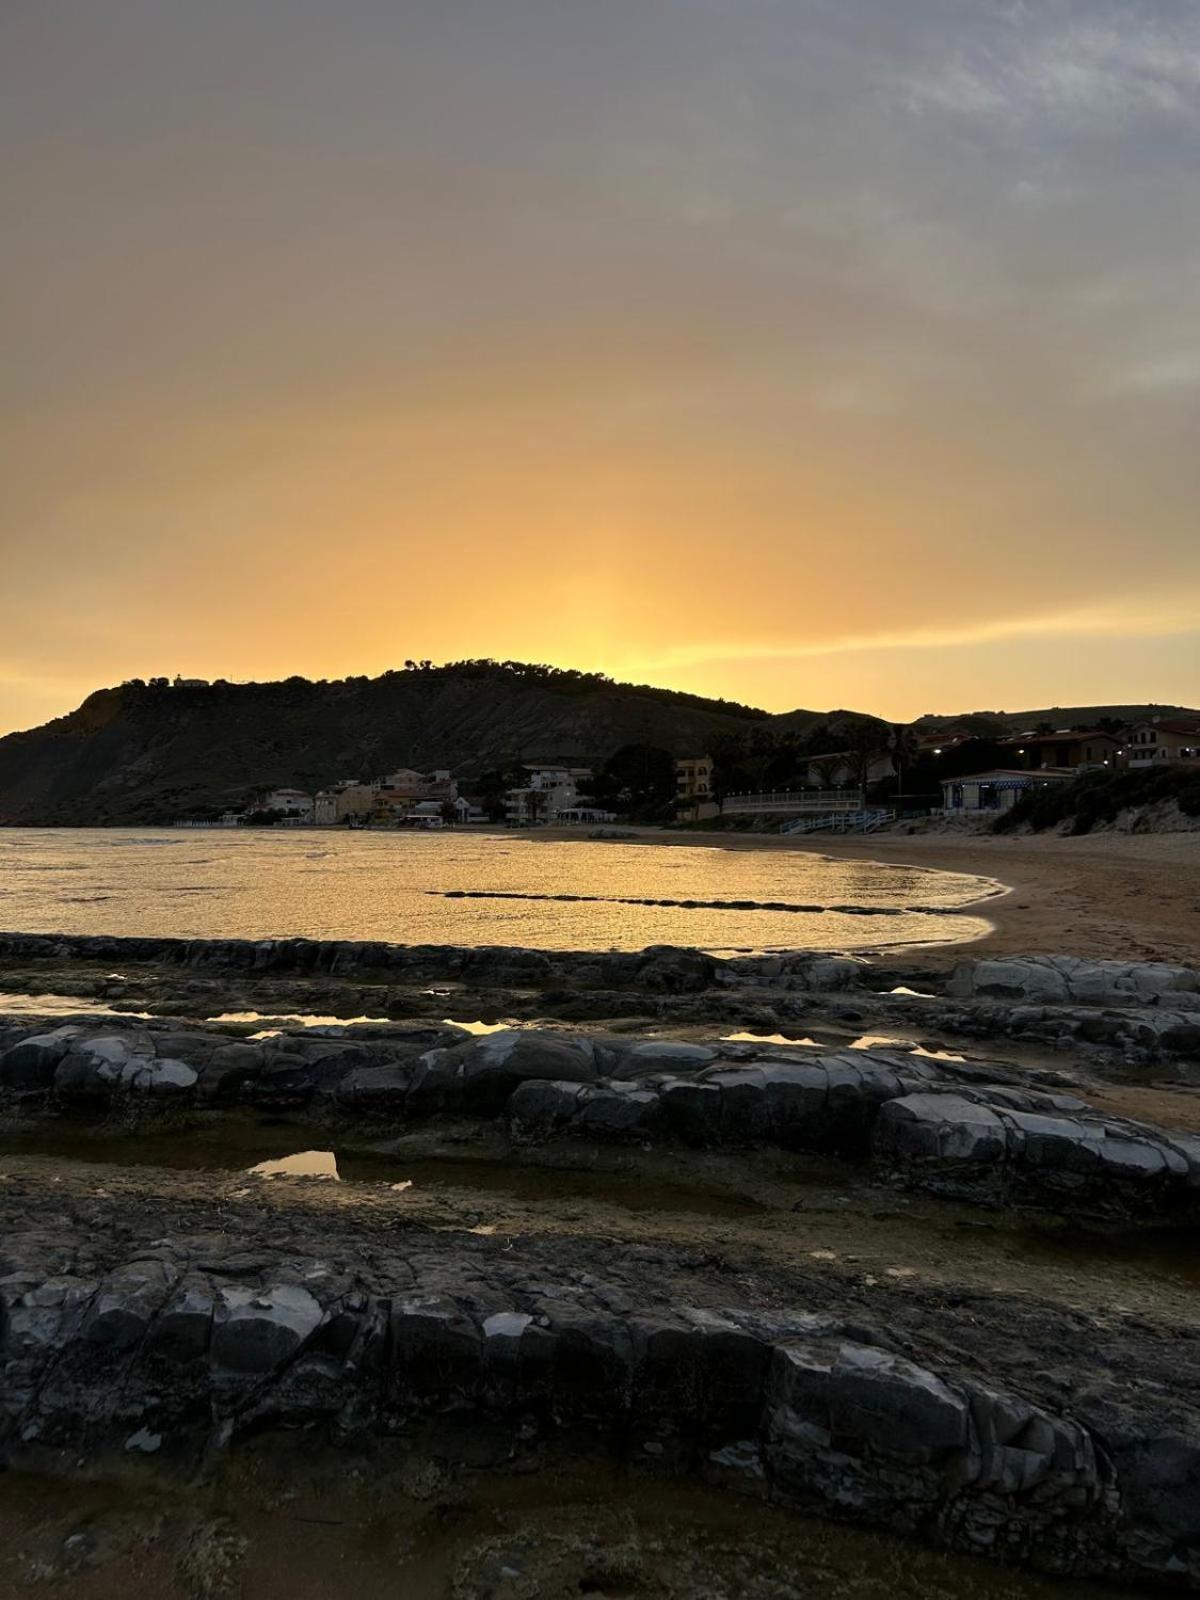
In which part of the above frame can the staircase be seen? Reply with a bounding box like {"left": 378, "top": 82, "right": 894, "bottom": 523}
{"left": 780, "top": 808, "right": 895, "bottom": 835}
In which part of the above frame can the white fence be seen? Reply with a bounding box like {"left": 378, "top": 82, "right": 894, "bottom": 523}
{"left": 721, "top": 788, "right": 862, "bottom": 816}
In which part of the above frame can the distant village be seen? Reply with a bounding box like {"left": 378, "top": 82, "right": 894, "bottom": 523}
{"left": 178, "top": 764, "right": 620, "bottom": 831}
{"left": 174, "top": 707, "right": 1200, "bottom": 832}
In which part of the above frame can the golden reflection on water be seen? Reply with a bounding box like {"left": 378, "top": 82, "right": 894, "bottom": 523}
{"left": 0, "top": 828, "right": 998, "bottom": 953}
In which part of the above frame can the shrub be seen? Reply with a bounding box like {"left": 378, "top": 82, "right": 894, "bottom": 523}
{"left": 994, "top": 766, "right": 1200, "bottom": 835}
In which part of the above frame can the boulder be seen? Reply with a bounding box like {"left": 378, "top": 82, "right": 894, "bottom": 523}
{"left": 576, "top": 1083, "right": 662, "bottom": 1136}
{"left": 149, "top": 1278, "right": 217, "bottom": 1363}
{"left": 507, "top": 1078, "right": 586, "bottom": 1132}
{"left": 390, "top": 1300, "right": 483, "bottom": 1407}
{"left": 0, "top": 1026, "right": 81, "bottom": 1089}
{"left": 196, "top": 1041, "right": 265, "bottom": 1103}
{"left": 948, "top": 956, "right": 1200, "bottom": 1008}
{"left": 333, "top": 1063, "right": 414, "bottom": 1114}
{"left": 211, "top": 1284, "right": 323, "bottom": 1374}
{"left": 84, "top": 1260, "right": 179, "bottom": 1351}
{"left": 458, "top": 1031, "right": 599, "bottom": 1110}
{"left": 601, "top": 1039, "right": 719, "bottom": 1080}
{"left": 875, "top": 1091, "right": 1200, "bottom": 1215}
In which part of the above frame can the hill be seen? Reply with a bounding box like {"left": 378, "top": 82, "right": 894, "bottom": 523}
{"left": 913, "top": 704, "right": 1200, "bottom": 736}
{"left": 0, "top": 661, "right": 816, "bottom": 826}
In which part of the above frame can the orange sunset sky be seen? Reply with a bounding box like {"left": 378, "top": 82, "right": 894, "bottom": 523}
{"left": 3, "top": 1, "right": 1199, "bottom": 734}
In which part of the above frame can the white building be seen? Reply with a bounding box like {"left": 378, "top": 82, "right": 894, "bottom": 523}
{"left": 1126, "top": 720, "right": 1200, "bottom": 768}
{"left": 505, "top": 765, "right": 596, "bottom": 825}
{"left": 939, "top": 769, "right": 1072, "bottom": 817}
{"left": 260, "top": 787, "right": 315, "bottom": 821}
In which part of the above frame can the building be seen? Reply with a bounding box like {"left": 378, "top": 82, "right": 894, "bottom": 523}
{"left": 673, "top": 755, "right": 718, "bottom": 821}
{"left": 1125, "top": 719, "right": 1200, "bottom": 768}
{"left": 259, "top": 787, "right": 314, "bottom": 821}
{"left": 379, "top": 768, "right": 427, "bottom": 797}
{"left": 314, "top": 782, "right": 376, "bottom": 825}
{"left": 504, "top": 765, "right": 596, "bottom": 826}
{"left": 939, "top": 769, "right": 1073, "bottom": 817}
{"left": 802, "top": 751, "right": 893, "bottom": 790}
{"left": 172, "top": 675, "right": 209, "bottom": 689}
{"left": 419, "top": 769, "right": 458, "bottom": 802}
{"left": 675, "top": 756, "right": 714, "bottom": 801}
{"left": 1004, "top": 731, "right": 1121, "bottom": 771}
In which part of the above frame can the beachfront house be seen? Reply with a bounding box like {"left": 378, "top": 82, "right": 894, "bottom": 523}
{"left": 1125, "top": 719, "right": 1200, "bottom": 768}
{"left": 379, "top": 768, "right": 426, "bottom": 797}
{"left": 314, "top": 781, "right": 376, "bottom": 825}
{"left": 505, "top": 764, "right": 600, "bottom": 825}
{"left": 675, "top": 756, "right": 714, "bottom": 800}
{"left": 674, "top": 755, "right": 718, "bottom": 822}
{"left": 939, "top": 769, "right": 1073, "bottom": 817}
{"left": 1004, "top": 731, "right": 1121, "bottom": 771}
{"left": 260, "top": 787, "right": 315, "bottom": 821}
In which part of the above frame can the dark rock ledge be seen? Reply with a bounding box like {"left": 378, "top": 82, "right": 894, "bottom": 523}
{"left": 3, "top": 1219, "right": 1199, "bottom": 1591}
{"left": 4, "top": 937, "right": 1200, "bottom": 1064}
{"left": 4, "top": 1017, "right": 1200, "bottom": 1220}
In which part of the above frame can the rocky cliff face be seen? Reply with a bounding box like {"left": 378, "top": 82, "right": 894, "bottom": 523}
{"left": 0, "top": 665, "right": 802, "bottom": 825}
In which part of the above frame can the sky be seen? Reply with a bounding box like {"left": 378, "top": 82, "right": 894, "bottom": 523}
{"left": 2, "top": 0, "right": 1199, "bottom": 732}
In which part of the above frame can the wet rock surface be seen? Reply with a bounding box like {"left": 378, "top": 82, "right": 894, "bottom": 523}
{"left": 2, "top": 1165, "right": 1200, "bottom": 1590}
{"left": 3, "top": 1010, "right": 1199, "bottom": 1221}
{"left": 4, "top": 940, "right": 1200, "bottom": 1592}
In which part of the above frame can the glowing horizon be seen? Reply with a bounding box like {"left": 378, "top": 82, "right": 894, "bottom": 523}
{"left": 3, "top": 2, "right": 1199, "bottom": 736}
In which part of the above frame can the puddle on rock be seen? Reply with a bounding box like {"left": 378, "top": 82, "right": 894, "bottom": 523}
{"left": 723, "top": 1030, "right": 823, "bottom": 1047}
{"left": 208, "top": 1010, "right": 515, "bottom": 1036}
{"left": 722, "top": 1029, "right": 965, "bottom": 1062}
{"left": 249, "top": 1149, "right": 340, "bottom": 1181}
{"left": 849, "top": 1035, "right": 966, "bottom": 1061}
{"left": 0, "top": 1126, "right": 783, "bottom": 1219}
{"left": 0, "top": 991, "right": 152, "bottom": 1019}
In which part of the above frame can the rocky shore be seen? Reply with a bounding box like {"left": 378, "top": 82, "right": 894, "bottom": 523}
{"left": 3, "top": 935, "right": 1200, "bottom": 1593}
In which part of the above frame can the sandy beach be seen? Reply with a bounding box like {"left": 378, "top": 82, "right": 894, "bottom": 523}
{"left": 525, "top": 825, "right": 1200, "bottom": 969}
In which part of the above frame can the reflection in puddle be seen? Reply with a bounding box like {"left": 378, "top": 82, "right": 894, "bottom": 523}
{"left": 213, "top": 1010, "right": 378, "bottom": 1029}
{"left": 723, "top": 1031, "right": 822, "bottom": 1047}
{"left": 210, "top": 1010, "right": 514, "bottom": 1037}
{"left": 0, "top": 991, "right": 151, "bottom": 1019}
{"left": 3, "top": 1128, "right": 785, "bottom": 1218}
{"left": 249, "top": 1149, "right": 340, "bottom": 1181}
{"left": 850, "top": 1035, "right": 966, "bottom": 1061}
{"left": 721, "top": 1029, "right": 964, "bottom": 1062}
{"left": 888, "top": 985, "right": 936, "bottom": 998}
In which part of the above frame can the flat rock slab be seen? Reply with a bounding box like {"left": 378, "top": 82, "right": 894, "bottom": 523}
{"left": 949, "top": 956, "right": 1200, "bottom": 1008}
{"left": 0, "top": 1216, "right": 1194, "bottom": 1591}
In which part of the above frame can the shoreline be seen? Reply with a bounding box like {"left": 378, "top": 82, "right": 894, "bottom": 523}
{"left": 502, "top": 822, "right": 1200, "bottom": 969}
{"left": 3, "top": 820, "right": 1197, "bottom": 968}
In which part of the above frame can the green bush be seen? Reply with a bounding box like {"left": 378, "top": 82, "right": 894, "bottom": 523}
{"left": 994, "top": 766, "right": 1200, "bottom": 835}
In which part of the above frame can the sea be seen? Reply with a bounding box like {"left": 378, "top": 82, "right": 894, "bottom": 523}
{"left": 0, "top": 828, "right": 999, "bottom": 954}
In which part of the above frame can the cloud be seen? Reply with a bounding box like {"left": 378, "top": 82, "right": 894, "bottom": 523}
{"left": 895, "top": 7, "right": 1200, "bottom": 127}
{"left": 639, "top": 605, "right": 1200, "bottom": 673}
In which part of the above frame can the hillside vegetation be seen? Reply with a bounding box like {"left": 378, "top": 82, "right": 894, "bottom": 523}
{"left": 0, "top": 661, "right": 826, "bottom": 826}
{"left": 915, "top": 703, "right": 1199, "bottom": 736}
{"left": 995, "top": 766, "right": 1200, "bottom": 836}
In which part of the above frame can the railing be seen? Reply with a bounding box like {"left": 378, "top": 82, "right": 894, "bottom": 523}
{"left": 781, "top": 808, "right": 895, "bottom": 835}
{"left": 721, "top": 789, "right": 862, "bottom": 816}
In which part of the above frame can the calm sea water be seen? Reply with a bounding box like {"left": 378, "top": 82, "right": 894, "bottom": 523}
{"left": 0, "top": 828, "right": 998, "bottom": 953}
